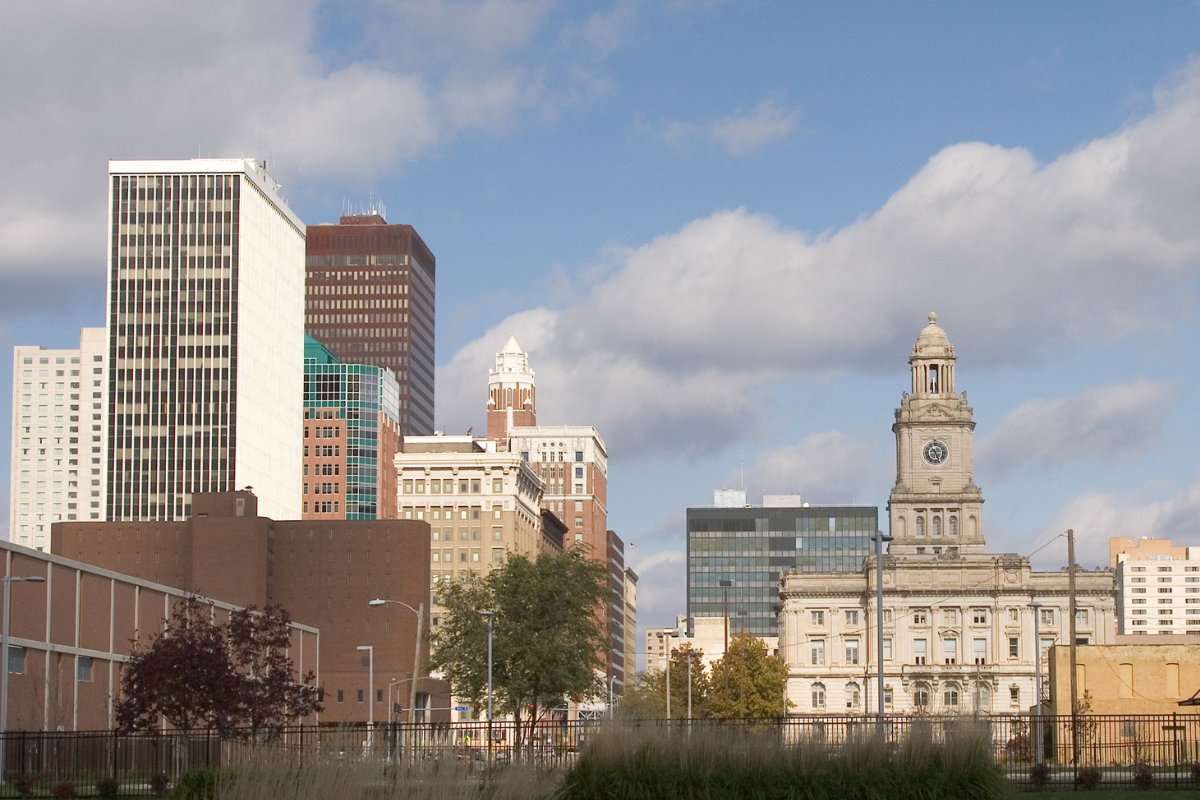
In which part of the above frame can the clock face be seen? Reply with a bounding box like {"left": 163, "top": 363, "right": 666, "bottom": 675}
{"left": 923, "top": 439, "right": 949, "bottom": 466}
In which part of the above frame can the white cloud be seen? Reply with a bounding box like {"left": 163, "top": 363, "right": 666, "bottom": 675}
{"left": 440, "top": 60, "right": 1200, "bottom": 458}
{"left": 1028, "top": 472, "right": 1200, "bottom": 571}
{"left": 976, "top": 380, "right": 1179, "bottom": 479}
{"left": 627, "top": 548, "right": 686, "bottom": 669}
{"left": 732, "top": 431, "right": 882, "bottom": 506}
{"left": 0, "top": 0, "right": 622, "bottom": 295}
{"left": 709, "top": 100, "right": 798, "bottom": 155}
{"left": 659, "top": 99, "right": 799, "bottom": 155}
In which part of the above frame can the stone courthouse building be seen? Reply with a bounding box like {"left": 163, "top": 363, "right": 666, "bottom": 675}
{"left": 778, "top": 314, "right": 1116, "bottom": 715}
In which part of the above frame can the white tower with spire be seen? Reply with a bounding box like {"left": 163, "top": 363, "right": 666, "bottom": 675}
{"left": 487, "top": 336, "right": 537, "bottom": 443}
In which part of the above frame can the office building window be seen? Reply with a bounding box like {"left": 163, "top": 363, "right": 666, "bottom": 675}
{"left": 811, "top": 640, "right": 825, "bottom": 666}
{"left": 845, "top": 639, "right": 859, "bottom": 665}
{"left": 811, "top": 683, "right": 825, "bottom": 709}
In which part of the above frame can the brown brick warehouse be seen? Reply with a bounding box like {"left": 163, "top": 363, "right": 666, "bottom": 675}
{"left": 52, "top": 492, "right": 448, "bottom": 726}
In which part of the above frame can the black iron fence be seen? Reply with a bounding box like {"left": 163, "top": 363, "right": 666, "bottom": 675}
{"left": 2, "top": 714, "right": 1199, "bottom": 796}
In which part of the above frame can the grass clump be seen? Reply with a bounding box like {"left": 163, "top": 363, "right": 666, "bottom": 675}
{"left": 559, "top": 722, "right": 1008, "bottom": 800}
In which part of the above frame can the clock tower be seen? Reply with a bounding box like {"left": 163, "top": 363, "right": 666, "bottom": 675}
{"left": 888, "top": 313, "right": 985, "bottom": 556}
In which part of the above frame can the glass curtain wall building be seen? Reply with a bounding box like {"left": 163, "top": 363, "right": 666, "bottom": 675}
{"left": 687, "top": 492, "right": 878, "bottom": 637}
{"left": 105, "top": 159, "right": 306, "bottom": 522}
{"left": 303, "top": 336, "right": 400, "bottom": 520}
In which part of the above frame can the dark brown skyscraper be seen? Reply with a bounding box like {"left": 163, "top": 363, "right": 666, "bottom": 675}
{"left": 305, "top": 214, "right": 435, "bottom": 437}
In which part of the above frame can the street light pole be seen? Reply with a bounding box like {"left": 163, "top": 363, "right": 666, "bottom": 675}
{"left": 479, "top": 611, "right": 495, "bottom": 757}
{"left": 1029, "top": 602, "right": 1043, "bottom": 764}
{"left": 357, "top": 645, "right": 374, "bottom": 730}
{"left": 873, "top": 530, "right": 893, "bottom": 724}
{"left": 368, "top": 598, "right": 425, "bottom": 724}
{"left": 662, "top": 632, "right": 672, "bottom": 722}
{"left": 1, "top": 574, "right": 47, "bottom": 785}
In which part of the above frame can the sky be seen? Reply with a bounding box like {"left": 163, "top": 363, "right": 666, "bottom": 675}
{"left": 4, "top": 2, "right": 1200, "bottom": 665}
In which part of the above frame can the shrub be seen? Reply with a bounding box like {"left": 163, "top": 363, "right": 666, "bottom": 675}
{"left": 149, "top": 773, "right": 171, "bottom": 798}
{"left": 1192, "top": 761, "right": 1200, "bottom": 785}
{"left": 50, "top": 782, "right": 78, "bottom": 799}
{"left": 1076, "top": 766, "right": 1102, "bottom": 790}
{"left": 1029, "top": 761, "right": 1051, "bottom": 791}
{"left": 14, "top": 773, "right": 36, "bottom": 799}
{"left": 171, "top": 769, "right": 219, "bottom": 800}
{"left": 1133, "top": 761, "right": 1155, "bottom": 791}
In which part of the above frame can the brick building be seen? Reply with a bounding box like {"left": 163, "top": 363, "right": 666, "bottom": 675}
{"left": 305, "top": 214, "right": 436, "bottom": 437}
{"left": 0, "top": 540, "right": 318, "bottom": 731}
{"left": 52, "top": 491, "right": 445, "bottom": 724}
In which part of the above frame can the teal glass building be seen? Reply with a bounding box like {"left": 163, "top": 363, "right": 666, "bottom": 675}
{"left": 303, "top": 336, "right": 400, "bottom": 519}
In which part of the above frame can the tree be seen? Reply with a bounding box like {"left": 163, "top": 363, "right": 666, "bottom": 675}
{"left": 116, "top": 597, "right": 321, "bottom": 740}
{"left": 707, "top": 631, "right": 790, "bottom": 719}
{"left": 226, "top": 605, "right": 322, "bottom": 738}
{"left": 428, "top": 548, "right": 609, "bottom": 755}
{"left": 618, "top": 643, "right": 710, "bottom": 719}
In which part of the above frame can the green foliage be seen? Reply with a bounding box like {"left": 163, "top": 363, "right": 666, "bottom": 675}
{"left": 95, "top": 776, "right": 121, "bottom": 799}
{"left": 706, "top": 631, "right": 789, "bottom": 719}
{"left": 1078, "top": 766, "right": 1103, "bottom": 790}
{"left": 50, "top": 781, "right": 77, "bottom": 799}
{"left": 14, "top": 773, "right": 36, "bottom": 799}
{"left": 561, "top": 723, "right": 1007, "bottom": 800}
{"left": 172, "top": 768, "right": 222, "bottom": 800}
{"left": 1029, "top": 761, "right": 1051, "bottom": 790}
{"left": 149, "top": 773, "right": 172, "bottom": 798}
{"left": 618, "top": 644, "right": 709, "bottom": 719}
{"left": 1132, "top": 762, "right": 1154, "bottom": 791}
{"left": 428, "top": 548, "right": 609, "bottom": 752}
{"left": 116, "top": 597, "right": 321, "bottom": 736}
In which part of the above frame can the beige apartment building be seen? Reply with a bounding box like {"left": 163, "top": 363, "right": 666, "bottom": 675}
{"left": 1111, "top": 538, "right": 1200, "bottom": 636}
{"left": 779, "top": 314, "right": 1116, "bottom": 716}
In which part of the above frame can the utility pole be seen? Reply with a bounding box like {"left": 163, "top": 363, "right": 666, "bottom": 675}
{"left": 1029, "top": 601, "right": 1043, "bottom": 764}
{"left": 874, "top": 530, "right": 893, "bottom": 723}
{"left": 1068, "top": 528, "right": 1080, "bottom": 769}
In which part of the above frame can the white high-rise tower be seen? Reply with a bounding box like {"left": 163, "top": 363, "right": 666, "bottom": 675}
{"left": 105, "top": 159, "right": 305, "bottom": 521}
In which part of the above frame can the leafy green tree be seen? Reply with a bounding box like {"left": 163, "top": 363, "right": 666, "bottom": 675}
{"left": 707, "top": 631, "right": 790, "bottom": 719}
{"left": 429, "top": 548, "right": 609, "bottom": 755}
{"left": 618, "top": 643, "right": 709, "bottom": 719}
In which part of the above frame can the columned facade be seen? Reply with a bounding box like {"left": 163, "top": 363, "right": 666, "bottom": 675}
{"left": 779, "top": 313, "right": 1116, "bottom": 716}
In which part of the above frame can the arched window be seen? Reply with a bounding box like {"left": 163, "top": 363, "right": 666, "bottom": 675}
{"left": 916, "top": 516, "right": 926, "bottom": 537}
{"left": 846, "top": 682, "right": 861, "bottom": 709}
{"left": 944, "top": 683, "right": 960, "bottom": 707}
{"left": 812, "top": 683, "right": 826, "bottom": 710}
{"left": 933, "top": 515, "right": 942, "bottom": 536}
{"left": 949, "top": 516, "right": 958, "bottom": 537}
{"left": 974, "top": 682, "right": 990, "bottom": 711}
{"left": 914, "top": 683, "right": 930, "bottom": 707}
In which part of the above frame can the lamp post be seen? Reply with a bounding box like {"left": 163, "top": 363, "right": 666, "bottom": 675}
{"left": 368, "top": 598, "right": 425, "bottom": 724}
{"left": 1, "top": 574, "right": 47, "bottom": 785}
{"left": 873, "top": 530, "right": 893, "bottom": 724}
{"left": 719, "top": 580, "right": 732, "bottom": 654}
{"left": 478, "top": 611, "right": 495, "bottom": 757}
{"left": 357, "top": 645, "right": 374, "bottom": 731}
{"left": 1029, "top": 602, "right": 1043, "bottom": 764}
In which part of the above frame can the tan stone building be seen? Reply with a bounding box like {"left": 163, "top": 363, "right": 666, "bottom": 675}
{"left": 779, "top": 314, "right": 1117, "bottom": 715}
{"left": 1049, "top": 638, "right": 1200, "bottom": 716}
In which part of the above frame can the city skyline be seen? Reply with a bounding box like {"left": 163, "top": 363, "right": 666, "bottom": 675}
{"left": 4, "top": 4, "right": 1200, "bottom": 644}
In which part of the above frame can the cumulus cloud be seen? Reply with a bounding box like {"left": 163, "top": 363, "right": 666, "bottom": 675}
{"left": 976, "top": 380, "right": 1178, "bottom": 479}
{"left": 731, "top": 431, "right": 882, "bottom": 506}
{"left": 709, "top": 100, "right": 799, "bottom": 155}
{"left": 660, "top": 99, "right": 799, "bottom": 155}
{"left": 0, "top": 0, "right": 625, "bottom": 300}
{"left": 627, "top": 548, "right": 686, "bottom": 668}
{"left": 1027, "top": 472, "right": 1200, "bottom": 571}
{"left": 439, "top": 60, "right": 1200, "bottom": 458}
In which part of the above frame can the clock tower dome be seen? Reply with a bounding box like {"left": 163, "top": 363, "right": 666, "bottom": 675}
{"left": 887, "top": 313, "right": 985, "bottom": 556}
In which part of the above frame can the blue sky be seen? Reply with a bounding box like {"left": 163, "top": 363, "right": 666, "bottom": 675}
{"left": 4, "top": 2, "right": 1200, "bottom": 651}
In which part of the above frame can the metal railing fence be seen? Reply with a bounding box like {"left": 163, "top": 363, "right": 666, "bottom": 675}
{"left": 1, "top": 714, "right": 1198, "bottom": 796}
